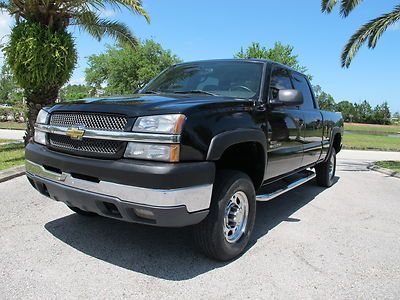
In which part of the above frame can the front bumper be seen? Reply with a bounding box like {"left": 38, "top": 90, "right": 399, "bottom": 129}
{"left": 25, "top": 143, "right": 215, "bottom": 227}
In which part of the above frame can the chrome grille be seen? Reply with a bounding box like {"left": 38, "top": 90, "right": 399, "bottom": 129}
{"left": 48, "top": 134, "right": 124, "bottom": 157}
{"left": 48, "top": 113, "right": 128, "bottom": 158}
{"left": 50, "top": 113, "right": 128, "bottom": 131}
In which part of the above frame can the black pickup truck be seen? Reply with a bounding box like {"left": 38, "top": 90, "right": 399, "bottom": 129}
{"left": 26, "top": 59, "right": 343, "bottom": 260}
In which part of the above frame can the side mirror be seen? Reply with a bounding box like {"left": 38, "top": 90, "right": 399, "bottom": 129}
{"left": 271, "top": 89, "right": 304, "bottom": 106}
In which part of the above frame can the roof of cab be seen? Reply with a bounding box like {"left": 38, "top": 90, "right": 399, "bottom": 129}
{"left": 173, "top": 58, "right": 303, "bottom": 75}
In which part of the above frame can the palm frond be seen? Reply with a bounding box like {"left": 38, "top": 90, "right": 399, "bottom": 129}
{"left": 0, "top": 1, "right": 10, "bottom": 10}
{"left": 341, "top": 4, "right": 400, "bottom": 67}
{"left": 321, "top": 0, "right": 363, "bottom": 16}
{"left": 72, "top": 11, "right": 138, "bottom": 46}
{"left": 321, "top": 0, "right": 338, "bottom": 13}
{"left": 80, "top": 0, "right": 150, "bottom": 23}
{"left": 340, "top": 0, "right": 363, "bottom": 17}
{"left": 103, "top": 0, "right": 150, "bottom": 23}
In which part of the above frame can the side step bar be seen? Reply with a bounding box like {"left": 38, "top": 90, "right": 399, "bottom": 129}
{"left": 256, "top": 170, "right": 316, "bottom": 202}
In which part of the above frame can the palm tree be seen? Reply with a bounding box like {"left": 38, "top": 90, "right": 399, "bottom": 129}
{"left": 321, "top": 0, "right": 400, "bottom": 68}
{"left": 0, "top": 0, "right": 149, "bottom": 143}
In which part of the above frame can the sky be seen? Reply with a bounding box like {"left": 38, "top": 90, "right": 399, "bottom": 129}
{"left": 0, "top": 0, "right": 399, "bottom": 112}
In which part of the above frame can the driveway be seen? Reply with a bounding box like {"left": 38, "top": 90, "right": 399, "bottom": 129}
{"left": 1, "top": 150, "right": 399, "bottom": 299}
{"left": 0, "top": 129, "right": 25, "bottom": 141}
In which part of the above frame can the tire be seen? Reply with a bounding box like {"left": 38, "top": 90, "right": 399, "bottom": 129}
{"left": 68, "top": 205, "right": 98, "bottom": 216}
{"left": 315, "top": 147, "right": 336, "bottom": 187}
{"left": 193, "top": 170, "right": 256, "bottom": 261}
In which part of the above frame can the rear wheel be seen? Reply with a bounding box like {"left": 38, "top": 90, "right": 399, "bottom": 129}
{"left": 193, "top": 170, "right": 256, "bottom": 261}
{"left": 68, "top": 205, "right": 97, "bottom": 216}
{"left": 315, "top": 147, "right": 336, "bottom": 187}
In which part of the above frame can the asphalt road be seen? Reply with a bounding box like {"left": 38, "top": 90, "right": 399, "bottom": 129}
{"left": 0, "top": 129, "right": 25, "bottom": 141}
{"left": 1, "top": 150, "right": 400, "bottom": 299}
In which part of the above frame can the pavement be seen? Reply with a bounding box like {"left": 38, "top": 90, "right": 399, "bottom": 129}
{"left": 0, "top": 129, "right": 25, "bottom": 141}
{"left": 1, "top": 150, "right": 400, "bottom": 299}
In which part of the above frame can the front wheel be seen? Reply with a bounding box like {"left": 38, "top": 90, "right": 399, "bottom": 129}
{"left": 193, "top": 170, "right": 256, "bottom": 261}
{"left": 315, "top": 147, "right": 336, "bottom": 187}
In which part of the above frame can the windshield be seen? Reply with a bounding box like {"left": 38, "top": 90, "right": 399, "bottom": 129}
{"left": 141, "top": 61, "right": 264, "bottom": 99}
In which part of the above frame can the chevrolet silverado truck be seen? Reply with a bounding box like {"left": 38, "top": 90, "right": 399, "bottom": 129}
{"left": 25, "top": 59, "right": 343, "bottom": 261}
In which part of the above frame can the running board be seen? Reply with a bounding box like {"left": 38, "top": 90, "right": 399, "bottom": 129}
{"left": 256, "top": 170, "right": 316, "bottom": 202}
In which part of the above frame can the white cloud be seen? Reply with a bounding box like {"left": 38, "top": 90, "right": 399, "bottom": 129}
{"left": 68, "top": 77, "right": 86, "bottom": 85}
{"left": 0, "top": 10, "right": 13, "bottom": 64}
{"left": 0, "top": 10, "right": 12, "bottom": 42}
{"left": 389, "top": 21, "right": 400, "bottom": 31}
{"left": 100, "top": 9, "right": 117, "bottom": 18}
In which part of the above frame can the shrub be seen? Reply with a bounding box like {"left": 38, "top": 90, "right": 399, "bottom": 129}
{"left": 3, "top": 22, "right": 77, "bottom": 92}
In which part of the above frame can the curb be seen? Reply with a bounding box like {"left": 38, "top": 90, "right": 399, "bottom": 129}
{"left": 0, "top": 166, "right": 25, "bottom": 183}
{"left": 0, "top": 141, "right": 24, "bottom": 146}
{"left": 0, "top": 127, "right": 26, "bottom": 131}
{"left": 367, "top": 164, "right": 400, "bottom": 179}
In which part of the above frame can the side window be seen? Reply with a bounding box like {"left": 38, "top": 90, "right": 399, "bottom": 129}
{"left": 291, "top": 73, "right": 315, "bottom": 110}
{"left": 269, "top": 67, "right": 293, "bottom": 101}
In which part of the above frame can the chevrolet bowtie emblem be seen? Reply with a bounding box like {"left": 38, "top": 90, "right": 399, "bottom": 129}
{"left": 66, "top": 126, "right": 85, "bottom": 140}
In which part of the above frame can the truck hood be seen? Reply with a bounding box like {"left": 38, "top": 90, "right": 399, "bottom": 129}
{"left": 48, "top": 94, "right": 254, "bottom": 117}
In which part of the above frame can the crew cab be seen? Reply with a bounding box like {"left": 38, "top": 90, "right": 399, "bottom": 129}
{"left": 25, "top": 59, "right": 343, "bottom": 261}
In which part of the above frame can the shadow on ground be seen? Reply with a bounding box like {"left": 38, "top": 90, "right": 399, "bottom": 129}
{"left": 45, "top": 178, "right": 339, "bottom": 281}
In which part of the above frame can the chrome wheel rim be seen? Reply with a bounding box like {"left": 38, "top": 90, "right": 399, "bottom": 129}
{"left": 328, "top": 153, "right": 335, "bottom": 179}
{"left": 223, "top": 191, "right": 249, "bottom": 243}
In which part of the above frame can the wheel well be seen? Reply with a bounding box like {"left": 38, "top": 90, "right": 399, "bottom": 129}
{"left": 215, "top": 142, "right": 265, "bottom": 190}
{"left": 333, "top": 133, "right": 342, "bottom": 153}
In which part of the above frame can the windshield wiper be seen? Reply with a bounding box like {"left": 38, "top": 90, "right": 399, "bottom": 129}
{"left": 174, "top": 90, "right": 217, "bottom": 96}
{"left": 142, "top": 90, "right": 160, "bottom": 95}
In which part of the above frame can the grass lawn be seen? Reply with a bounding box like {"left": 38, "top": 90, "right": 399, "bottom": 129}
{"left": 343, "top": 122, "right": 400, "bottom": 151}
{"left": 375, "top": 161, "right": 400, "bottom": 173}
{"left": 344, "top": 122, "right": 400, "bottom": 134}
{"left": 0, "top": 143, "right": 25, "bottom": 171}
{"left": 0, "top": 139, "right": 14, "bottom": 143}
{"left": 343, "top": 133, "right": 400, "bottom": 151}
{"left": 0, "top": 121, "right": 26, "bottom": 130}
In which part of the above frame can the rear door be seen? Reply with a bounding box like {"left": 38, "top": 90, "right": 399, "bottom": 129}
{"left": 291, "top": 72, "right": 323, "bottom": 166}
{"left": 265, "top": 66, "right": 304, "bottom": 179}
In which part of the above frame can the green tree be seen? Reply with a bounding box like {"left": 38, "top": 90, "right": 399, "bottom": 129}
{"left": 313, "top": 85, "right": 336, "bottom": 111}
{"left": 0, "top": 1, "right": 149, "bottom": 144}
{"left": 321, "top": 1, "right": 400, "bottom": 67}
{"left": 372, "top": 101, "right": 391, "bottom": 125}
{"left": 336, "top": 100, "right": 356, "bottom": 122}
{"left": 85, "top": 40, "right": 181, "bottom": 95}
{"left": 59, "top": 84, "right": 92, "bottom": 102}
{"left": 234, "top": 42, "right": 311, "bottom": 79}
{"left": 354, "top": 100, "right": 373, "bottom": 123}
{"left": 393, "top": 111, "right": 400, "bottom": 124}
{"left": 0, "top": 64, "right": 24, "bottom": 105}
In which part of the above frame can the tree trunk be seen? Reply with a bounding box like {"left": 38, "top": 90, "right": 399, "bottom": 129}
{"left": 24, "top": 86, "right": 59, "bottom": 145}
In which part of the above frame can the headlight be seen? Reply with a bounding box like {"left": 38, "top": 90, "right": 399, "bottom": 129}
{"left": 133, "top": 114, "right": 186, "bottom": 134}
{"left": 36, "top": 109, "right": 49, "bottom": 124}
{"left": 124, "top": 142, "right": 180, "bottom": 162}
{"left": 34, "top": 109, "right": 49, "bottom": 144}
{"left": 34, "top": 131, "right": 46, "bottom": 145}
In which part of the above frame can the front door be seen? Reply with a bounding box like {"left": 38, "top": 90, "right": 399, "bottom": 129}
{"left": 265, "top": 66, "right": 304, "bottom": 179}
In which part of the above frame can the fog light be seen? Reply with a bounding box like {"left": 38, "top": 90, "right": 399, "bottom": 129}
{"left": 134, "top": 208, "right": 155, "bottom": 220}
{"left": 124, "top": 142, "right": 180, "bottom": 162}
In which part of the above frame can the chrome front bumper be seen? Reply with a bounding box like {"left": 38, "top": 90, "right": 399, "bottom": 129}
{"left": 25, "top": 160, "right": 213, "bottom": 213}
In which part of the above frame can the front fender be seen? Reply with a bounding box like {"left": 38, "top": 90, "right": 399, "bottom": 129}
{"left": 206, "top": 129, "right": 267, "bottom": 161}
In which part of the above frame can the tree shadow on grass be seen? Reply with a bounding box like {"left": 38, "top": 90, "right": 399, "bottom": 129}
{"left": 45, "top": 178, "right": 339, "bottom": 281}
